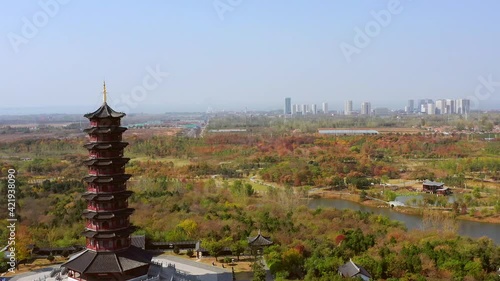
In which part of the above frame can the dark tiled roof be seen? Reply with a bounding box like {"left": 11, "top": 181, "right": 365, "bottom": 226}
{"left": 423, "top": 180, "right": 444, "bottom": 187}
{"left": 83, "top": 175, "right": 131, "bottom": 183}
{"left": 82, "top": 208, "right": 134, "bottom": 220}
{"left": 84, "top": 103, "right": 125, "bottom": 119}
{"left": 82, "top": 227, "right": 135, "bottom": 238}
{"left": 82, "top": 191, "right": 133, "bottom": 201}
{"left": 83, "top": 142, "right": 129, "bottom": 150}
{"left": 83, "top": 126, "right": 127, "bottom": 134}
{"left": 339, "top": 259, "right": 371, "bottom": 279}
{"left": 248, "top": 231, "right": 273, "bottom": 247}
{"left": 82, "top": 158, "right": 130, "bottom": 167}
{"left": 62, "top": 246, "right": 152, "bottom": 274}
{"left": 130, "top": 235, "right": 146, "bottom": 250}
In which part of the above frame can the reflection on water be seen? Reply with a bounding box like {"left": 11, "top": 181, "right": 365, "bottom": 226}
{"left": 308, "top": 198, "right": 500, "bottom": 244}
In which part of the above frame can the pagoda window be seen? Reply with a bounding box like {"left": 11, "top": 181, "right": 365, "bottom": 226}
{"left": 116, "top": 240, "right": 122, "bottom": 248}
{"left": 102, "top": 221, "right": 109, "bottom": 229}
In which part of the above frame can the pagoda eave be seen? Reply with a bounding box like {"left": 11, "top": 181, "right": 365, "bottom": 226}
{"left": 83, "top": 175, "right": 132, "bottom": 183}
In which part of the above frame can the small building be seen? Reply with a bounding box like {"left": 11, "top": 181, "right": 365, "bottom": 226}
{"left": 339, "top": 259, "right": 371, "bottom": 281}
{"left": 248, "top": 230, "right": 273, "bottom": 256}
{"left": 422, "top": 180, "right": 445, "bottom": 194}
{"left": 436, "top": 187, "right": 452, "bottom": 196}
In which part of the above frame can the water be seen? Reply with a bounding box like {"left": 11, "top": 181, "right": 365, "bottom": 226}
{"left": 308, "top": 198, "right": 500, "bottom": 244}
{"left": 395, "top": 194, "right": 456, "bottom": 205}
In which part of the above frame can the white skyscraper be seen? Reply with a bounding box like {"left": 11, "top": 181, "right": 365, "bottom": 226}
{"left": 361, "top": 102, "right": 371, "bottom": 115}
{"left": 344, "top": 100, "right": 353, "bottom": 115}
{"left": 435, "top": 100, "right": 445, "bottom": 115}
{"left": 427, "top": 103, "right": 436, "bottom": 115}
{"left": 302, "top": 104, "right": 308, "bottom": 114}
{"left": 311, "top": 104, "right": 317, "bottom": 115}
{"left": 322, "top": 102, "right": 328, "bottom": 114}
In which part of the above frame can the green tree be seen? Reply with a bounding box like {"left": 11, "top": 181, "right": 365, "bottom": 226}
{"left": 252, "top": 261, "right": 267, "bottom": 281}
{"left": 231, "top": 240, "right": 247, "bottom": 261}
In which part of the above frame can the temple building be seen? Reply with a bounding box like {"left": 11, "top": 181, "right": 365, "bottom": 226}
{"left": 62, "top": 83, "right": 153, "bottom": 281}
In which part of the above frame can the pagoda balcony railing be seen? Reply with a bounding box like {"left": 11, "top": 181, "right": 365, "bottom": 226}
{"left": 89, "top": 135, "right": 122, "bottom": 142}
{"left": 89, "top": 151, "right": 123, "bottom": 158}
{"left": 87, "top": 186, "right": 127, "bottom": 193}
{"left": 88, "top": 168, "right": 125, "bottom": 176}
{"left": 86, "top": 241, "right": 130, "bottom": 252}
{"left": 85, "top": 221, "right": 130, "bottom": 231}
{"left": 86, "top": 204, "right": 128, "bottom": 212}
{"left": 90, "top": 120, "right": 120, "bottom": 127}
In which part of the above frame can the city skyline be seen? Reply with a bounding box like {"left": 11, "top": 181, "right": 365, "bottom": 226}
{"left": 2, "top": 1, "right": 500, "bottom": 114}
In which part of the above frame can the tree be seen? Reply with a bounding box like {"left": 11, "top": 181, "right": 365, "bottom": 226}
{"left": 231, "top": 240, "right": 247, "bottom": 261}
{"left": 203, "top": 238, "right": 226, "bottom": 261}
{"left": 252, "top": 261, "right": 266, "bottom": 281}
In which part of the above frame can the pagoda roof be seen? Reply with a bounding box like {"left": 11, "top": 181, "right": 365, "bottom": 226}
{"left": 82, "top": 191, "right": 133, "bottom": 201}
{"left": 83, "top": 142, "right": 129, "bottom": 150}
{"left": 82, "top": 158, "right": 130, "bottom": 167}
{"left": 84, "top": 103, "right": 126, "bottom": 119}
{"left": 62, "top": 246, "right": 152, "bottom": 274}
{"left": 83, "top": 175, "right": 131, "bottom": 183}
{"left": 84, "top": 126, "right": 127, "bottom": 134}
{"left": 83, "top": 208, "right": 134, "bottom": 220}
{"left": 248, "top": 230, "right": 273, "bottom": 247}
{"left": 82, "top": 227, "right": 136, "bottom": 238}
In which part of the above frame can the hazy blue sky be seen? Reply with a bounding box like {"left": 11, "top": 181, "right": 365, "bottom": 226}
{"left": 1, "top": 0, "right": 499, "bottom": 113}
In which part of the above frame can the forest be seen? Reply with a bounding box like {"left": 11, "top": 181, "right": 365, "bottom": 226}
{"left": 0, "top": 114, "right": 499, "bottom": 280}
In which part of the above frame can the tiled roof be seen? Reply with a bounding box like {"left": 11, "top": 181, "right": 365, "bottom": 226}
{"left": 62, "top": 246, "right": 152, "bottom": 274}
{"left": 82, "top": 191, "right": 133, "bottom": 201}
{"left": 83, "top": 175, "right": 132, "bottom": 183}
{"left": 83, "top": 142, "right": 129, "bottom": 150}
{"left": 248, "top": 231, "right": 273, "bottom": 247}
{"left": 339, "top": 259, "right": 371, "bottom": 279}
{"left": 82, "top": 158, "right": 130, "bottom": 167}
{"left": 83, "top": 126, "right": 127, "bottom": 134}
{"left": 84, "top": 103, "right": 125, "bottom": 119}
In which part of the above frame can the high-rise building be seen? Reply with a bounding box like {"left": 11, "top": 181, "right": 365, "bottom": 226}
{"left": 322, "top": 102, "right": 328, "bottom": 114}
{"left": 456, "top": 98, "right": 470, "bottom": 115}
{"left": 311, "top": 104, "right": 317, "bottom": 115}
{"left": 344, "top": 100, "right": 353, "bottom": 115}
{"left": 284, "top": 97, "right": 292, "bottom": 115}
{"left": 435, "top": 99, "right": 445, "bottom": 115}
{"left": 62, "top": 83, "right": 153, "bottom": 281}
{"left": 301, "top": 104, "right": 307, "bottom": 114}
{"left": 295, "top": 104, "right": 302, "bottom": 114}
{"left": 445, "top": 99, "right": 455, "bottom": 114}
{"left": 407, "top": 99, "right": 414, "bottom": 113}
{"left": 361, "top": 102, "right": 371, "bottom": 115}
{"left": 427, "top": 103, "right": 436, "bottom": 115}
{"left": 292, "top": 104, "right": 297, "bottom": 114}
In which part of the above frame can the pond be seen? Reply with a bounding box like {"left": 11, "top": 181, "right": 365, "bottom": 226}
{"left": 308, "top": 198, "right": 500, "bottom": 244}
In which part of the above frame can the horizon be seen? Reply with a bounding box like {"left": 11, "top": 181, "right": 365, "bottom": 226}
{"left": 2, "top": 1, "right": 500, "bottom": 114}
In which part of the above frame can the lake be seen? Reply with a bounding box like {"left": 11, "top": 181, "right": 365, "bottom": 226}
{"left": 308, "top": 198, "right": 500, "bottom": 244}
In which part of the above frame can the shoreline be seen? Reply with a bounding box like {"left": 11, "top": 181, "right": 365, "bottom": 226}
{"left": 310, "top": 190, "right": 500, "bottom": 224}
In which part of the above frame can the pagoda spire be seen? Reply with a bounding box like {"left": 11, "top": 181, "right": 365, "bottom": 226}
{"left": 103, "top": 81, "right": 107, "bottom": 103}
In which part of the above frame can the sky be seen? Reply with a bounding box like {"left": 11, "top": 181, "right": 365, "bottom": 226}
{"left": 1, "top": 0, "right": 499, "bottom": 114}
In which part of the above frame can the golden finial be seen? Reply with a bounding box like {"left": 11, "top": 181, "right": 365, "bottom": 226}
{"left": 103, "top": 81, "right": 107, "bottom": 103}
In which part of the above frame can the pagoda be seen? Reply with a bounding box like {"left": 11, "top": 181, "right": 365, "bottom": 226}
{"left": 63, "top": 83, "right": 152, "bottom": 281}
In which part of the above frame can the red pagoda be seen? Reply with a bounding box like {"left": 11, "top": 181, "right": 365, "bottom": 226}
{"left": 63, "top": 83, "right": 152, "bottom": 281}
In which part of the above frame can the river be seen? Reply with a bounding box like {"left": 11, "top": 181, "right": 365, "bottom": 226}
{"left": 308, "top": 198, "right": 500, "bottom": 244}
